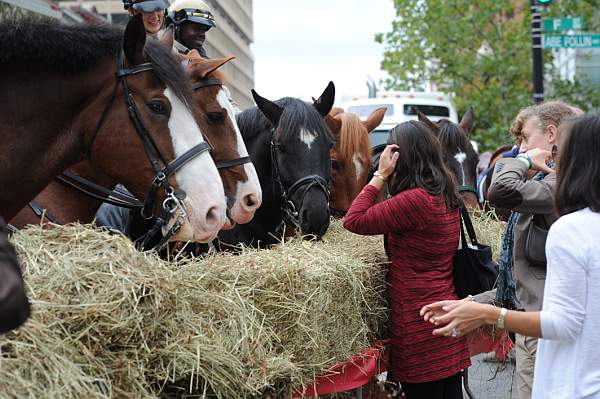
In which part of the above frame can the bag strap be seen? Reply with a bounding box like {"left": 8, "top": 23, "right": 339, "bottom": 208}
{"left": 460, "top": 207, "right": 479, "bottom": 246}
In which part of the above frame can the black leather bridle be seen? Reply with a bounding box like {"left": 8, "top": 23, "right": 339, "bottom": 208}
{"left": 191, "top": 77, "right": 252, "bottom": 170}
{"left": 85, "top": 51, "right": 212, "bottom": 249}
{"left": 269, "top": 128, "right": 330, "bottom": 230}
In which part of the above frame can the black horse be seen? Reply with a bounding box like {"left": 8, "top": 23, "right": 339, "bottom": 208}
{"left": 217, "top": 83, "right": 335, "bottom": 248}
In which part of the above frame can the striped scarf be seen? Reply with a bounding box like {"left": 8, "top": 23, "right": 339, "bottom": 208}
{"left": 495, "top": 163, "right": 554, "bottom": 309}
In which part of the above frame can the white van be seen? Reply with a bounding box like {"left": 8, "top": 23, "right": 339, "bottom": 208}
{"left": 341, "top": 91, "right": 459, "bottom": 147}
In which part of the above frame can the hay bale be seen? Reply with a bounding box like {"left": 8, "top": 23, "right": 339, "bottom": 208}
{"left": 1, "top": 213, "right": 503, "bottom": 398}
{"left": 1, "top": 221, "right": 387, "bottom": 398}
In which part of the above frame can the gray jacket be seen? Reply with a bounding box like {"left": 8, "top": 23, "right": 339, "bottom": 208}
{"left": 474, "top": 158, "right": 556, "bottom": 311}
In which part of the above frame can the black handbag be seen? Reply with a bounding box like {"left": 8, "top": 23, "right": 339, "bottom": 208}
{"left": 524, "top": 215, "right": 548, "bottom": 267}
{"left": 453, "top": 207, "right": 499, "bottom": 299}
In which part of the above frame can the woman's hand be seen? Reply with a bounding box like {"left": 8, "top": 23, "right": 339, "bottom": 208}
{"left": 525, "top": 148, "right": 553, "bottom": 174}
{"left": 377, "top": 144, "right": 399, "bottom": 179}
{"left": 420, "top": 301, "right": 498, "bottom": 337}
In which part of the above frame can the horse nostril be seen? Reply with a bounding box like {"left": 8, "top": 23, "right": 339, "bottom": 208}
{"left": 243, "top": 194, "right": 257, "bottom": 208}
{"left": 205, "top": 206, "right": 220, "bottom": 226}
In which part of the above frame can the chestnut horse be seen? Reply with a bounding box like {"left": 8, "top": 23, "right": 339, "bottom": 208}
{"left": 217, "top": 83, "right": 335, "bottom": 248}
{"left": 10, "top": 49, "right": 261, "bottom": 233}
{"left": 326, "top": 107, "right": 387, "bottom": 217}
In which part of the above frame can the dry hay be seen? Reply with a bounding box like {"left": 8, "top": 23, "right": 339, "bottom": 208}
{"left": 0, "top": 221, "right": 388, "bottom": 398}
{"left": 469, "top": 207, "right": 506, "bottom": 261}
{"left": 0, "top": 213, "right": 503, "bottom": 398}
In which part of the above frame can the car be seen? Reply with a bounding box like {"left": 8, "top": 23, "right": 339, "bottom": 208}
{"left": 341, "top": 91, "right": 459, "bottom": 147}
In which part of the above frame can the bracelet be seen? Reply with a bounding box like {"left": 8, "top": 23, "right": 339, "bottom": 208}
{"left": 496, "top": 307, "right": 507, "bottom": 329}
{"left": 466, "top": 295, "right": 475, "bottom": 302}
{"left": 373, "top": 171, "right": 387, "bottom": 182}
{"left": 516, "top": 154, "right": 532, "bottom": 169}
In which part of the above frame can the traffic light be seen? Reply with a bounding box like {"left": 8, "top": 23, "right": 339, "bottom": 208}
{"left": 536, "top": 0, "right": 553, "bottom": 5}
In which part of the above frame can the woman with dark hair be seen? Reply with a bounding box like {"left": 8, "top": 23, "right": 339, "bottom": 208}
{"left": 344, "top": 120, "right": 470, "bottom": 399}
{"left": 421, "top": 114, "right": 600, "bottom": 399}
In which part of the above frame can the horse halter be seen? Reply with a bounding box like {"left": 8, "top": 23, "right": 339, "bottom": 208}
{"left": 86, "top": 51, "right": 212, "bottom": 249}
{"left": 191, "top": 78, "right": 252, "bottom": 170}
{"left": 269, "top": 128, "right": 330, "bottom": 230}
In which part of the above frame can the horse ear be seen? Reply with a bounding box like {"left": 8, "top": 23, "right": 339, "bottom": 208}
{"left": 417, "top": 111, "right": 439, "bottom": 133}
{"left": 363, "top": 107, "right": 387, "bottom": 133}
{"left": 200, "top": 56, "right": 236, "bottom": 78}
{"left": 313, "top": 81, "right": 335, "bottom": 117}
{"left": 159, "top": 25, "right": 174, "bottom": 50}
{"left": 325, "top": 114, "right": 342, "bottom": 135}
{"left": 459, "top": 107, "right": 475, "bottom": 136}
{"left": 252, "top": 89, "right": 284, "bottom": 126}
{"left": 123, "top": 14, "right": 147, "bottom": 66}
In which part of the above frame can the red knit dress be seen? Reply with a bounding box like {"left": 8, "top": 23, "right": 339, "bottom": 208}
{"left": 344, "top": 185, "right": 471, "bottom": 383}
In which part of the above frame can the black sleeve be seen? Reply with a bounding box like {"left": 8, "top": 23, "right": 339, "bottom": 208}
{"left": 0, "top": 218, "right": 31, "bottom": 334}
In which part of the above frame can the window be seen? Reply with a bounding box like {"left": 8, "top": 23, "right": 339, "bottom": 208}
{"left": 403, "top": 104, "right": 450, "bottom": 117}
{"left": 347, "top": 104, "right": 394, "bottom": 119}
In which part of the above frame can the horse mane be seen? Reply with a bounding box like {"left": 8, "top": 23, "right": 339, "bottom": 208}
{"left": 336, "top": 113, "right": 372, "bottom": 165}
{"left": 237, "top": 97, "right": 333, "bottom": 142}
{"left": 436, "top": 119, "right": 471, "bottom": 150}
{"left": 0, "top": 17, "right": 194, "bottom": 108}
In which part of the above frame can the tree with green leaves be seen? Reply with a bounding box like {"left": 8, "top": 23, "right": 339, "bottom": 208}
{"left": 376, "top": 0, "right": 600, "bottom": 150}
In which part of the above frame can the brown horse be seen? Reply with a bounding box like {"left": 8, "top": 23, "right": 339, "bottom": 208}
{"left": 10, "top": 48, "right": 261, "bottom": 233}
{"left": 0, "top": 16, "right": 226, "bottom": 242}
{"left": 326, "top": 107, "right": 387, "bottom": 216}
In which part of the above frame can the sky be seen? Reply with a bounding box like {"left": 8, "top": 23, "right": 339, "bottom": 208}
{"left": 251, "top": 0, "right": 396, "bottom": 105}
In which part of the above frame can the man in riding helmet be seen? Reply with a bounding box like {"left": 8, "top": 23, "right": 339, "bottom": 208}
{"left": 165, "top": 0, "right": 216, "bottom": 58}
{"left": 123, "top": 0, "right": 169, "bottom": 37}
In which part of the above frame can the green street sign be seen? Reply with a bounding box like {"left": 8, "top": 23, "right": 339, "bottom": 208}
{"left": 543, "top": 34, "right": 600, "bottom": 48}
{"left": 543, "top": 17, "right": 584, "bottom": 32}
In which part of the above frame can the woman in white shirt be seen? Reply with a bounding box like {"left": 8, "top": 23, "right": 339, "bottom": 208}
{"left": 420, "top": 114, "right": 600, "bottom": 399}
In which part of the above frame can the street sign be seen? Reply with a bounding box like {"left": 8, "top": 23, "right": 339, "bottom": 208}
{"left": 543, "top": 17, "right": 584, "bottom": 32}
{"left": 543, "top": 34, "right": 600, "bottom": 49}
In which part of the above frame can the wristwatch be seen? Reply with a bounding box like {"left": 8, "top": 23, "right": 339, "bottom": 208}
{"left": 373, "top": 171, "right": 387, "bottom": 182}
{"left": 496, "top": 307, "right": 508, "bottom": 329}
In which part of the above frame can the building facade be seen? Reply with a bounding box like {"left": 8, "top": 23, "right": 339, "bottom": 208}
{"left": 57, "top": 0, "right": 255, "bottom": 109}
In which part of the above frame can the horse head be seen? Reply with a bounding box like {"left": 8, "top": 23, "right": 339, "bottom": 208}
{"left": 418, "top": 108, "right": 480, "bottom": 209}
{"left": 89, "top": 15, "right": 226, "bottom": 242}
{"left": 252, "top": 82, "right": 335, "bottom": 238}
{"left": 326, "top": 107, "right": 386, "bottom": 217}
{"left": 183, "top": 50, "right": 262, "bottom": 228}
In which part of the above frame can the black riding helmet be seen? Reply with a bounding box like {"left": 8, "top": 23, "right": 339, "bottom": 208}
{"left": 123, "top": 0, "right": 170, "bottom": 13}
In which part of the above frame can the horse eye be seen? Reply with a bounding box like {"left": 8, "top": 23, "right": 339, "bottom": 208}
{"left": 207, "top": 112, "right": 226, "bottom": 124}
{"left": 148, "top": 101, "right": 166, "bottom": 115}
{"left": 331, "top": 159, "right": 341, "bottom": 170}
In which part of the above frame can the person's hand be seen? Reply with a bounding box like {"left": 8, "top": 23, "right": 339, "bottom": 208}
{"left": 378, "top": 145, "right": 399, "bottom": 178}
{"left": 420, "top": 300, "right": 459, "bottom": 323}
{"left": 525, "top": 148, "right": 553, "bottom": 174}
{"left": 421, "top": 301, "right": 496, "bottom": 337}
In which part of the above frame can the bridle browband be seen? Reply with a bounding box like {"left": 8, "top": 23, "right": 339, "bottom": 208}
{"left": 269, "top": 128, "right": 330, "bottom": 230}
{"left": 191, "top": 77, "right": 252, "bottom": 170}
{"left": 85, "top": 51, "right": 211, "bottom": 249}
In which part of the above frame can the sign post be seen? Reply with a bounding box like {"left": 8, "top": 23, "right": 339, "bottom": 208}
{"left": 531, "top": 0, "right": 545, "bottom": 103}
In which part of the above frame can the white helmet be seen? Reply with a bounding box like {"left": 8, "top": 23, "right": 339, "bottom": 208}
{"left": 166, "top": 0, "right": 216, "bottom": 29}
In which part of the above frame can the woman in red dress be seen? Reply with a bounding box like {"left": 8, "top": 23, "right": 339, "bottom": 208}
{"left": 343, "top": 120, "right": 470, "bottom": 399}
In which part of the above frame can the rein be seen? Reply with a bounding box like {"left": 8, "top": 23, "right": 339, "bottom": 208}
{"left": 269, "top": 128, "right": 330, "bottom": 230}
